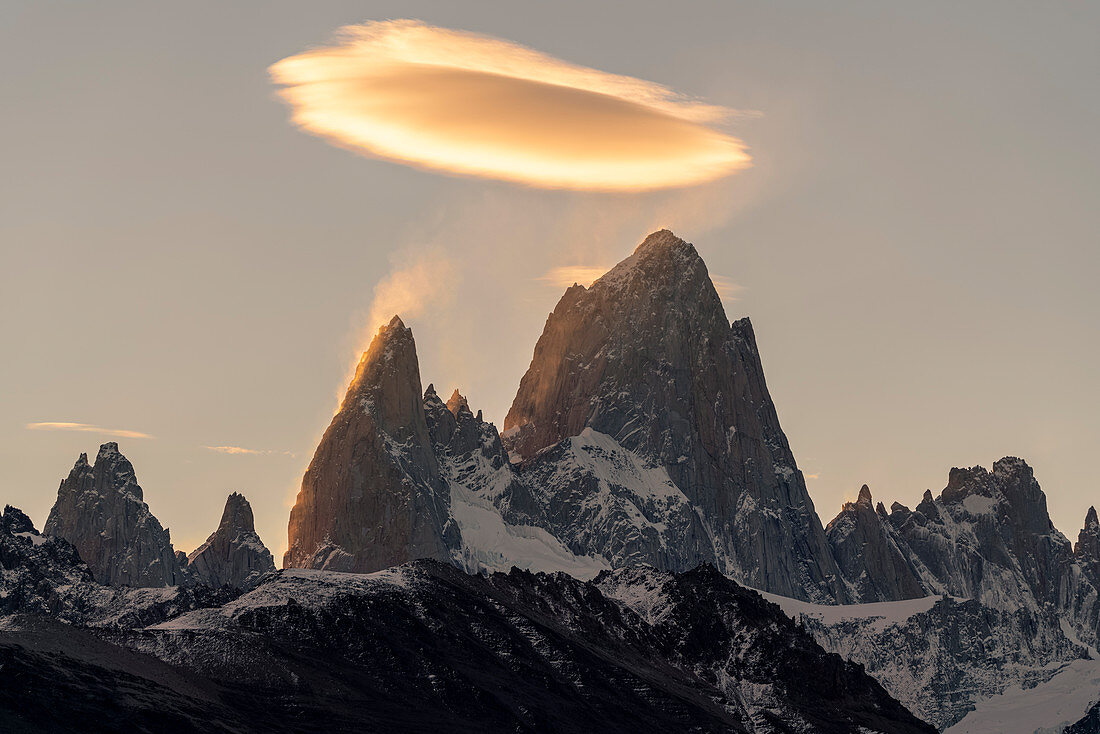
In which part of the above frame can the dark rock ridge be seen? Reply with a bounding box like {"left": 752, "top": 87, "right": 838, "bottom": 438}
{"left": 0, "top": 559, "right": 933, "bottom": 733}
{"left": 503, "top": 230, "right": 847, "bottom": 602}
{"left": 1067, "top": 698, "right": 1100, "bottom": 733}
{"left": 283, "top": 316, "right": 456, "bottom": 572}
{"left": 44, "top": 442, "right": 186, "bottom": 587}
{"left": 186, "top": 492, "right": 275, "bottom": 590}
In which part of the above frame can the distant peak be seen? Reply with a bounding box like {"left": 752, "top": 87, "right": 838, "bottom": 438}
{"left": 219, "top": 492, "right": 255, "bottom": 532}
{"left": 857, "top": 484, "right": 873, "bottom": 506}
{"left": 992, "top": 456, "right": 1032, "bottom": 477}
{"left": 97, "top": 442, "right": 120, "bottom": 459}
{"left": 1087, "top": 506, "right": 1098, "bottom": 528}
{"left": 424, "top": 383, "right": 437, "bottom": 397}
{"left": 386, "top": 314, "right": 405, "bottom": 329}
{"left": 446, "top": 389, "right": 469, "bottom": 416}
{"left": 633, "top": 229, "right": 684, "bottom": 254}
{"left": 74, "top": 452, "right": 89, "bottom": 468}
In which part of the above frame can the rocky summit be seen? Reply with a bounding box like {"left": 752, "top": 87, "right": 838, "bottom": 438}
{"left": 44, "top": 442, "right": 185, "bottom": 587}
{"left": 186, "top": 492, "right": 275, "bottom": 590}
{"left": 504, "top": 230, "right": 847, "bottom": 602}
{"left": 283, "top": 315, "right": 457, "bottom": 573}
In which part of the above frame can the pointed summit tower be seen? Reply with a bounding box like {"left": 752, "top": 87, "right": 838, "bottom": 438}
{"left": 187, "top": 492, "right": 275, "bottom": 590}
{"left": 505, "top": 230, "right": 847, "bottom": 602}
{"left": 44, "top": 442, "right": 185, "bottom": 587}
{"left": 284, "top": 316, "right": 457, "bottom": 572}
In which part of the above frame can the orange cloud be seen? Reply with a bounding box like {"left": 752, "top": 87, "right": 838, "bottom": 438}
{"left": 26, "top": 422, "right": 152, "bottom": 439}
{"left": 270, "top": 20, "right": 751, "bottom": 191}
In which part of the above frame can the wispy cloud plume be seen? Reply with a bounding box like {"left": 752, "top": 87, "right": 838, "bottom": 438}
{"left": 538, "top": 265, "right": 611, "bottom": 289}
{"left": 710, "top": 275, "right": 745, "bottom": 302}
{"left": 26, "top": 422, "right": 153, "bottom": 439}
{"left": 204, "top": 445, "right": 294, "bottom": 457}
{"left": 367, "top": 251, "right": 457, "bottom": 333}
{"left": 270, "top": 20, "right": 751, "bottom": 191}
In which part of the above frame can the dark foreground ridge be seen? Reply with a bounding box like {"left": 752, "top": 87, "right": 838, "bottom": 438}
{"left": 0, "top": 506, "right": 933, "bottom": 733}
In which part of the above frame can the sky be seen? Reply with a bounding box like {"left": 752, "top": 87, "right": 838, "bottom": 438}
{"left": 2, "top": 1, "right": 1098, "bottom": 562}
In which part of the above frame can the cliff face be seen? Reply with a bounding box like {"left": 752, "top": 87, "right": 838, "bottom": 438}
{"left": 503, "top": 230, "right": 847, "bottom": 602}
{"left": 283, "top": 316, "right": 457, "bottom": 572}
{"left": 43, "top": 442, "right": 185, "bottom": 587}
{"left": 187, "top": 492, "right": 275, "bottom": 590}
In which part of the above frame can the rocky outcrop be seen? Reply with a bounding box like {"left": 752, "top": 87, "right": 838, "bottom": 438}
{"left": 826, "top": 485, "right": 928, "bottom": 601}
{"left": 283, "top": 316, "right": 457, "bottom": 572}
{"left": 1076, "top": 506, "right": 1100, "bottom": 563}
{"left": 503, "top": 230, "right": 847, "bottom": 602}
{"left": 187, "top": 493, "right": 275, "bottom": 590}
{"left": 44, "top": 443, "right": 186, "bottom": 587}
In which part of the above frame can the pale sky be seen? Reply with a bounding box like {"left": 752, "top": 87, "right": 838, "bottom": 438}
{"left": 3, "top": 1, "right": 1098, "bottom": 562}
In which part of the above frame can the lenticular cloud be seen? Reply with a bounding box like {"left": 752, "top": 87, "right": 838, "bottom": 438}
{"left": 270, "top": 20, "right": 751, "bottom": 190}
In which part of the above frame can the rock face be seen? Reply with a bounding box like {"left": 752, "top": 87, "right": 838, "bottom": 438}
{"left": 826, "top": 485, "right": 928, "bottom": 601}
{"left": 187, "top": 492, "right": 275, "bottom": 590}
{"left": 792, "top": 593, "right": 1086, "bottom": 729}
{"left": 504, "top": 230, "right": 846, "bottom": 602}
{"left": 283, "top": 316, "right": 456, "bottom": 572}
{"left": 44, "top": 443, "right": 186, "bottom": 587}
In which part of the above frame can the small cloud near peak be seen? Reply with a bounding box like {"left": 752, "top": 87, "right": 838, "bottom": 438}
{"left": 26, "top": 422, "right": 152, "bottom": 439}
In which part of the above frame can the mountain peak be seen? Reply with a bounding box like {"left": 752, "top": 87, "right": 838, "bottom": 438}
{"left": 504, "top": 231, "right": 848, "bottom": 602}
{"left": 44, "top": 444, "right": 183, "bottom": 587}
{"left": 632, "top": 228, "right": 688, "bottom": 255}
{"left": 1087, "top": 506, "right": 1098, "bottom": 528}
{"left": 218, "top": 492, "right": 256, "bottom": 533}
{"left": 857, "top": 484, "right": 873, "bottom": 506}
{"left": 285, "top": 308, "right": 452, "bottom": 574}
{"left": 187, "top": 492, "right": 274, "bottom": 590}
{"left": 446, "top": 389, "right": 469, "bottom": 416}
{"left": 340, "top": 315, "right": 420, "bottom": 416}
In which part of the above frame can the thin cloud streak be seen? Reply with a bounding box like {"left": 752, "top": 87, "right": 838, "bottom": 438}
{"left": 26, "top": 422, "right": 153, "bottom": 439}
{"left": 204, "top": 445, "right": 294, "bottom": 457}
{"left": 270, "top": 20, "right": 751, "bottom": 191}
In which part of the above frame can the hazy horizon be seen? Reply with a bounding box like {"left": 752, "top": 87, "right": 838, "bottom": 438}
{"left": 4, "top": 1, "right": 1098, "bottom": 563}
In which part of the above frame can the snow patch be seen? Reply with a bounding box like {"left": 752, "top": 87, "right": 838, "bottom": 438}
{"left": 448, "top": 481, "right": 608, "bottom": 580}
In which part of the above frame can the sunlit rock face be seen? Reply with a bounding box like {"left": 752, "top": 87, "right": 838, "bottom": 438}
{"left": 187, "top": 492, "right": 275, "bottom": 590}
{"left": 283, "top": 316, "right": 456, "bottom": 572}
{"left": 44, "top": 442, "right": 186, "bottom": 587}
{"left": 825, "top": 485, "right": 928, "bottom": 602}
{"left": 504, "top": 230, "right": 848, "bottom": 602}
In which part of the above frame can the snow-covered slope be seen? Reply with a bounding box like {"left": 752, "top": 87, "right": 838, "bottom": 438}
{"left": 770, "top": 588, "right": 1087, "bottom": 729}
{"left": 944, "top": 653, "right": 1100, "bottom": 734}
